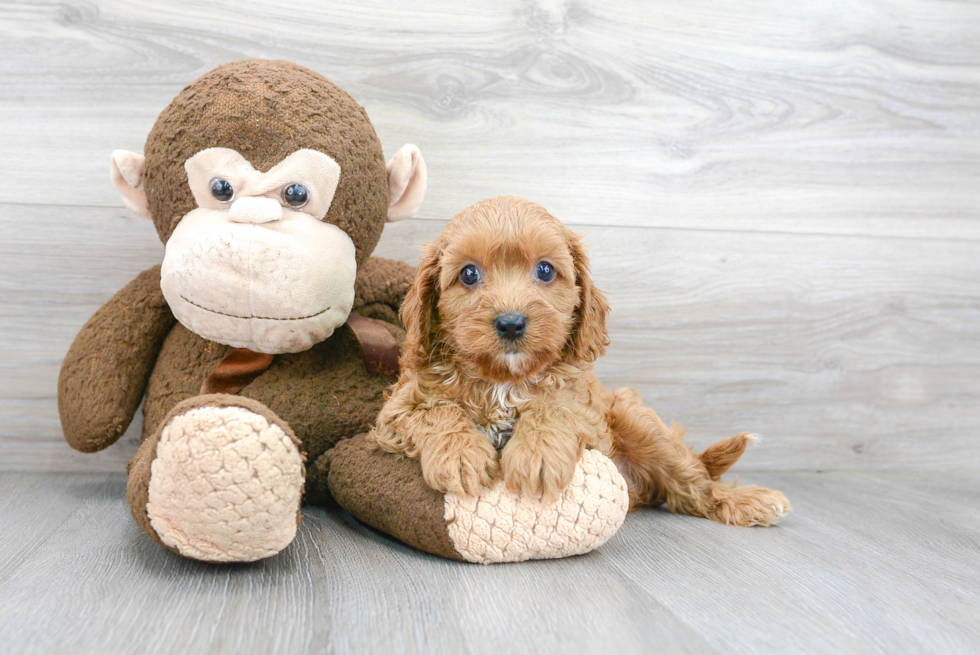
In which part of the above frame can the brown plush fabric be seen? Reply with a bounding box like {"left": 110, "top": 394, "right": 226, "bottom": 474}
{"left": 303, "top": 454, "right": 338, "bottom": 508}
{"left": 132, "top": 257, "right": 409, "bottom": 475}
{"left": 127, "top": 394, "right": 306, "bottom": 551}
{"left": 352, "top": 257, "right": 417, "bottom": 312}
{"left": 59, "top": 265, "right": 176, "bottom": 452}
{"left": 141, "top": 317, "right": 395, "bottom": 470}
{"left": 355, "top": 302, "right": 401, "bottom": 326}
{"left": 60, "top": 59, "right": 423, "bottom": 562}
{"left": 61, "top": 258, "right": 410, "bottom": 488}
{"left": 142, "top": 59, "right": 388, "bottom": 267}
{"left": 126, "top": 420, "right": 174, "bottom": 554}
{"left": 324, "top": 434, "right": 465, "bottom": 561}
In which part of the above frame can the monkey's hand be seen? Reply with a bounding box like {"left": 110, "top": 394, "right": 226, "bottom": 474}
{"left": 352, "top": 256, "right": 416, "bottom": 328}
{"left": 59, "top": 265, "right": 176, "bottom": 453}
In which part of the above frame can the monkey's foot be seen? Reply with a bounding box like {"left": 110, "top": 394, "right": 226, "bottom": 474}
{"left": 129, "top": 395, "right": 305, "bottom": 562}
{"left": 444, "top": 449, "right": 630, "bottom": 564}
{"left": 324, "top": 437, "right": 629, "bottom": 564}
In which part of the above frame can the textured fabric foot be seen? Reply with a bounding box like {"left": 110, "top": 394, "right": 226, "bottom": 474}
{"left": 445, "top": 449, "right": 629, "bottom": 564}
{"left": 327, "top": 436, "right": 628, "bottom": 564}
{"left": 146, "top": 404, "right": 304, "bottom": 562}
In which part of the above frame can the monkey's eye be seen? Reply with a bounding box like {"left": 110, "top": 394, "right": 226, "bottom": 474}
{"left": 536, "top": 261, "right": 556, "bottom": 283}
{"left": 282, "top": 184, "right": 309, "bottom": 208}
{"left": 459, "top": 264, "right": 481, "bottom": 287}
{"left": 210, "top": 179, "right": 234, "bottom": 203}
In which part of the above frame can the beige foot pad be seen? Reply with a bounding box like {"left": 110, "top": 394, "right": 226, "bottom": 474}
{"left": 146, "top": 405, "right": 304, "bottom": 562}
{"left": 445, "top": 449, "right": 629, "bottom": 564}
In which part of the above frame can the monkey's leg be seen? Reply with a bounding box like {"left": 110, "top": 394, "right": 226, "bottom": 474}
{"left": 127, "top": 394, "right": 305, "bottom": 562}
{"left": 608, "top": 388, "right": 790, "bottom": 527}
{"left": 320, "top": 434, "right": 629, "bottom": 564}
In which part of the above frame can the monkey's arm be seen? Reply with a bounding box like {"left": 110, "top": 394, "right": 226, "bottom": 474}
{"left": 58, "top": 265, "right": 176, "bottom": 453}
{"left": 322, "top": 433, "right": 630, "bottom": 564}
{"left": 352, "top": 256, "right": 416, "bottom": 326}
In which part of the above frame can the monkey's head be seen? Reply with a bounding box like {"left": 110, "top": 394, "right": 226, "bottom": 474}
{"left": 110, "top": 60, "right": 426, "bottom": 354}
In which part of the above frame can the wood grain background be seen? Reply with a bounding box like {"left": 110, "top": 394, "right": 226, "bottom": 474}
{"left": 2, "top": 0, "right": 978, "bottom": 472}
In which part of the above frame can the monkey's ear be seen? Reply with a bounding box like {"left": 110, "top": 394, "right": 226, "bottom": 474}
{"left": 110, "top": 150, "right": 151, "bottom": 219}
{"left": 386, "top": 144, "right": 427, "bottom": 222}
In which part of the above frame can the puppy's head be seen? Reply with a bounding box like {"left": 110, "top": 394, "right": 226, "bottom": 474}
{"left": 401, "top": 196, "right": 609, "bottom": 382}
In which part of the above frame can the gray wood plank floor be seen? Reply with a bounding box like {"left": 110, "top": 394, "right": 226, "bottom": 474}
{"left": 0, "top": 470, "right": 977, "bottom": 654}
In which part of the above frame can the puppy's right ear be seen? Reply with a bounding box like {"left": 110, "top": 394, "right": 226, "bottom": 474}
{"left": 566, "top": 231, "right": 611, "bottom": 364}
{"left": 400, "top": 238, "right": 442, "bottom": 370}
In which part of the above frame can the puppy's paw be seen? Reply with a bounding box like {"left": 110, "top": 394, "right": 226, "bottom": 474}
{"left": 709, "top": 485, "right": 791, "bottom": 527}
{"left": 500, "top": 434, "right": 580, "bottom": 504}
{"left": 420, "top": 433, "right": 498, "bottom": 497}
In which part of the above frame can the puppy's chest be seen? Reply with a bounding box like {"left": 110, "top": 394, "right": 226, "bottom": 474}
{"left": 479, "top": 411, "right": 518, "bottom": 450}
{"left": 473, "top": 386, "right": 523, "bottom": 450}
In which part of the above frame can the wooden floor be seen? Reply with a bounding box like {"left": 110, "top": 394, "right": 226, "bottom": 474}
{"left": 1, "top": 470, "right": 978, "bottom": 654}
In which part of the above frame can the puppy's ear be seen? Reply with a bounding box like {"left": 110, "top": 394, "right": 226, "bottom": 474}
{"left": 566, "top": 231, "right": 610, "bottom": 364}
{"left": 400, "top": 237, "right": 443, "bottom": 370}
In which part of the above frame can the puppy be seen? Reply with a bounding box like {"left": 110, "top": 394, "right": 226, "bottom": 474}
{"left": 369, "top": 196, "right": 789, "bottom": 526}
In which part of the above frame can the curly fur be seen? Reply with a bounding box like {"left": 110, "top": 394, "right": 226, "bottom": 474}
{"left": 370, "top": 196, "right": 790, "bottom": 526}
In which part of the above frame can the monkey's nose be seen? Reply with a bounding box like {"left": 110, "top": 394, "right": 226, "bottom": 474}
{"left": 228, "top": 196, "right": 283, "bottom": 224}
{"left": 494, "top": 312, "right": 527, "bottom": 341}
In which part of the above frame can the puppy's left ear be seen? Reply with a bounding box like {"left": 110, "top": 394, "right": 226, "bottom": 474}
{"left": 400, "top": 235, "right": 442, "bottom": 370}
{"left": 566, "top": 231, "right": 610, "bottom": 364}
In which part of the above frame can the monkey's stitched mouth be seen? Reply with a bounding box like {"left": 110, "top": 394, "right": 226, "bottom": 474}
{"left": 180, "top": 295, "right": 331, "bottom": 321}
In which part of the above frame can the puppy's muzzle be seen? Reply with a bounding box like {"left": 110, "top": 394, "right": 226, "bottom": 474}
{"left": 494, "top": 312, "right": 527, "bottom": 341}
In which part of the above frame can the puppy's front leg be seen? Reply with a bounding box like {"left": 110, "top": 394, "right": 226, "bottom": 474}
{"left": 501, "top": 404, "right": 588, "bottom": 503}
{"left": 416, "top": 406, "right": 499, "bottom": 496}
{"left": 373, "top": 397, "right": 498, "bottom": 497}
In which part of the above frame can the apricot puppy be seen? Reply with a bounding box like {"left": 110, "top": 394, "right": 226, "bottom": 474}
{"left": 370, "top": 196, "right": 790, "bottom": 527}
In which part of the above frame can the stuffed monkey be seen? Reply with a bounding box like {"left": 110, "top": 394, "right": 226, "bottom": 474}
{"left": 59, "top": 60, "right": 628, "bottom": 564}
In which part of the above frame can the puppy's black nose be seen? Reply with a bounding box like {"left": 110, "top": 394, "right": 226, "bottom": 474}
{"left": 494, "top": 313, "right": 527, "bottom": 341}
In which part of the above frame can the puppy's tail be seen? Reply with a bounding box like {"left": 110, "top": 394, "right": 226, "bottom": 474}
{"left": 698, "top": 432, "right": 756, "bottom": 480}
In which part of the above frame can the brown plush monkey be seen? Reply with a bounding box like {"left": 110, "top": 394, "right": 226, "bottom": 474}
{"left": 61, "top": 60, "right": 628, "bottom": 564}
{"left": 59, "top": 60, "right": 427, "bottom": 562}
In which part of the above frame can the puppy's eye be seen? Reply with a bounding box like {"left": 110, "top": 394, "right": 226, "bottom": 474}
{"left": 536, "top": 261, "right": 556, "bottom": 283}
{"left": 282, "top": 184, "right": 309, "bottom": 208}
{"left": 459, "top": 264, "right": 481, "bottom": 287}
{"left": 210, "top": 179, "right": 234, "bottom": 203}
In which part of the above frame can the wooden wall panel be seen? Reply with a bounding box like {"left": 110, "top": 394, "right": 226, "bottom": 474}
{"left": 3, "top": 211, "right": 977, "bottom": 470}
{"left": 1, "top": 0, "right": 977, "bottom": 470}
